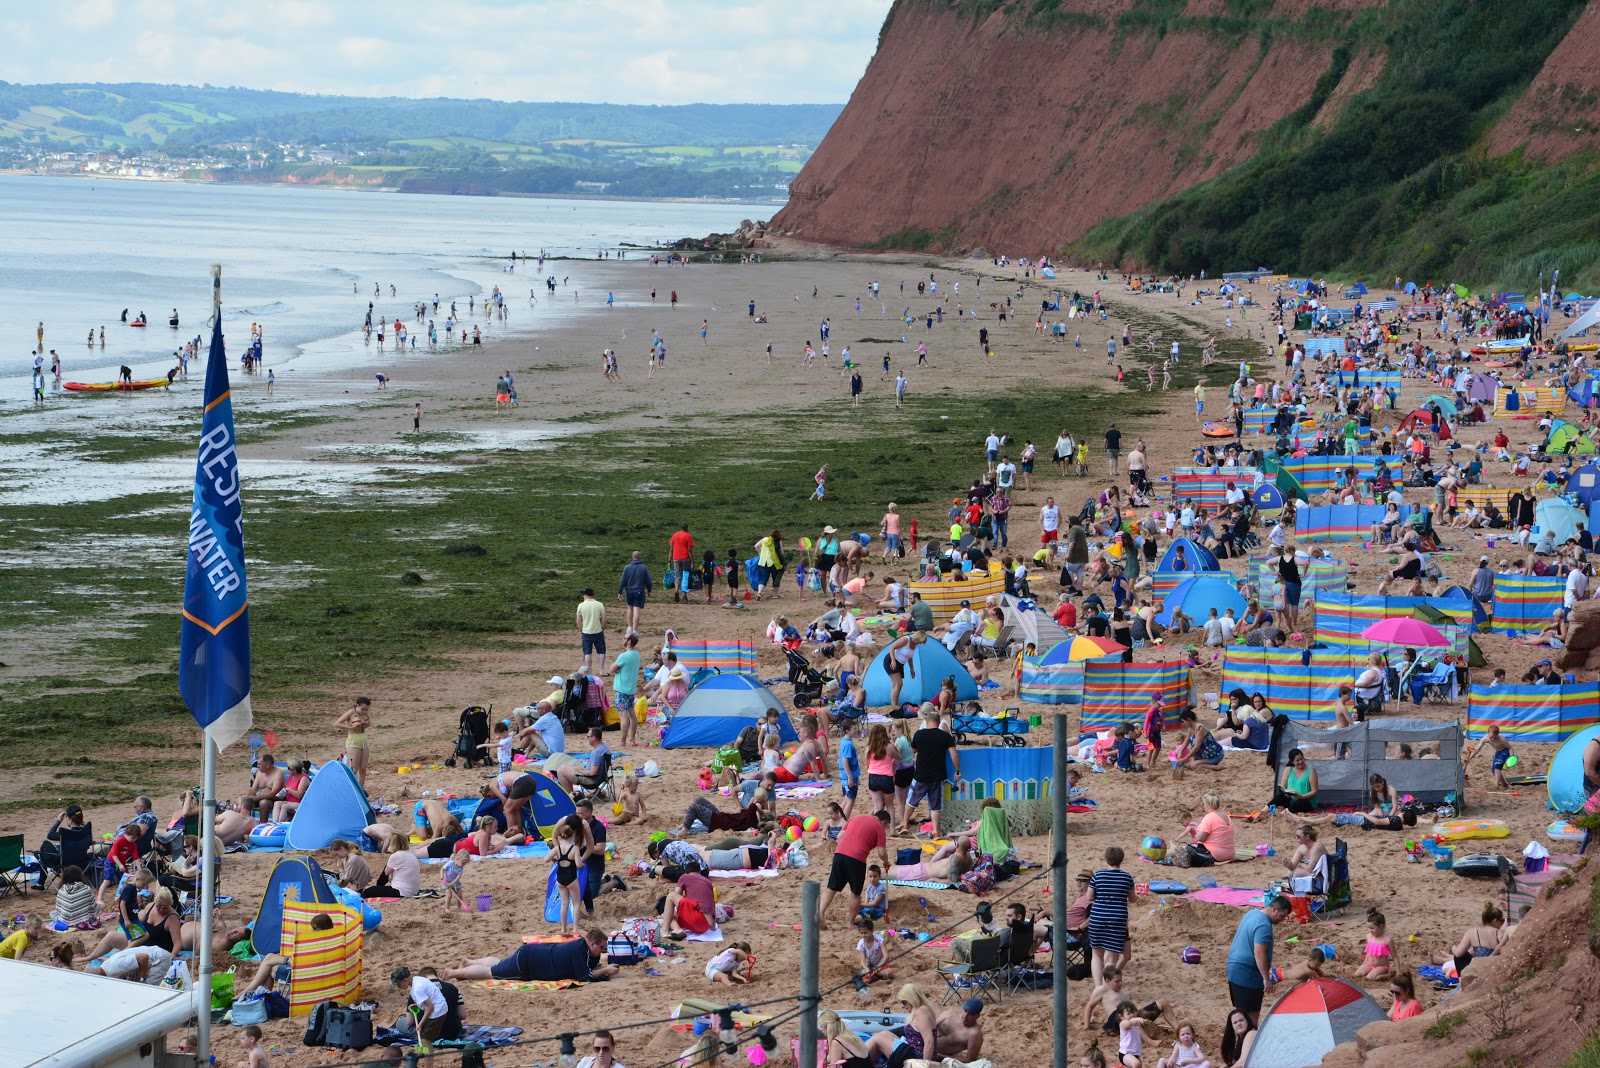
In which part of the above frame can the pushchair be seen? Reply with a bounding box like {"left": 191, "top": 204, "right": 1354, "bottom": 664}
{"left": 785, "top": 648, "right": 832, "bottom": 708}
{"left": 453, "top": 705, "right": 492, "bottom": 768}
{"left": 559, "top": 675, "right": 604, "bottom": 732}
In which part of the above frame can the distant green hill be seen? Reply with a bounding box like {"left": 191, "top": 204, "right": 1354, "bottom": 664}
{"left": 0, "top": 82, "right": 841, "bottom": 151}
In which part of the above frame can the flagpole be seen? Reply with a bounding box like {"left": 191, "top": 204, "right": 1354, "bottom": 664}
{"left": 196, "top": 263, "right": 224, "bottom": 1067}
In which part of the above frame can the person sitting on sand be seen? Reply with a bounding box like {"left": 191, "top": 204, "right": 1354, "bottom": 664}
{"left": 1299, "top": 774, "right": 1415, "bottom": 832}
{"left": 1082, "top": 965, "right": 1178, "bottom": 1037}
{"left": 1428, "top": 902, "right": 1506, "bottom": 976}
{"left": 237, "top": 754, "right": 286, "bottom": 822}
{"left": 1269, "top": 945, "right": 1326, "bottom": 986}
{"left": 886, "top": 836, "right": 975, "bottom": 883}
{"left": 446, "top": 929, "right": 617, "bottom": 982}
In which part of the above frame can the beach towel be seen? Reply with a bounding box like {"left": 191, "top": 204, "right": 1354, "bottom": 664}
{"left": 421, "top": 842, "right": 550, "bottom": 864}
{"left": 885, "top": 879, "right": 957, "bottom": 890}
{"left": 440, "top": 1026, "right": 524, "bottom": 1049}
{"left": 475, "top": 979, "right": 583, "bottom": 991}
{"left": 709, "top": 869, "right": 782, "bottom": 880}
{"left": 521, "top": 934, "right": 583, "bottom": 944}
{"left": 1187, "top": 886, "right": 1266, "bottom": 907}
{"left": 976, "top": 806, "right": 1012, "bottom": 860}
{"left": 776, "top": 787, "right": 829, "bottom": 799}
{"left": 684, "top": 928, "right": 725, "bottom": 943}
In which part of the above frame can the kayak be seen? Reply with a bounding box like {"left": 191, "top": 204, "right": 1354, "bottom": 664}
{"left": 63, "top": 379, "right": 170, "bottom": 392}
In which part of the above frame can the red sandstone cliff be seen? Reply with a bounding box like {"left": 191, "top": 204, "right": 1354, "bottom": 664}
{"left": 773, "top": 0, "right": 1600, "bottom": 253}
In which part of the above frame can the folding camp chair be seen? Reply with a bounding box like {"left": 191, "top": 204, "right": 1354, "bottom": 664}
{"left": 936, "top": 934, "right": 1005, "bottom": 1005}
{"left": 1304, "top": 838, "right": 1351, "bottom": 919}
{"left": 36, "top": 822, "right": 95, "bottom": 890}
{"left": 1419, "top": 662, "right": 1456, "bottom": 704}
{"left": 1001, "top": 922, "right": 1039, "bottom": 996}
{"left": 0, "top": 834, "right": 30, "bottom": 899}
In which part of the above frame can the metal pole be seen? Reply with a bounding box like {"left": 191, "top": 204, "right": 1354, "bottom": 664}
{"left": 1053, "top": 713, "right": 1069, "bottom": 1068}
{"left": 197, "top": 736, "right": 218, "bottom": 1064}
{"left": 799, "top": 880, "right": 820, "bottom": 1068}
{"left": 197, "top": 263, "right": 224, "bottom": 1066}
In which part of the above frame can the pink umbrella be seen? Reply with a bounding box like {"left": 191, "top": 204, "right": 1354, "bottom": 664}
{"left": 1361, "top": 617, "right": 1449, "bottom": 646}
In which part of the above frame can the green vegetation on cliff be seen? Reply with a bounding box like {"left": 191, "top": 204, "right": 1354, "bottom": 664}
{"left": 1069, "top": 0, "right": 1599, "bottom": 290}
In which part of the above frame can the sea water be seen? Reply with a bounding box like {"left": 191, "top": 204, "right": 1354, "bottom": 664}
{"left": 0, "top": 175, "right": 770, "bottom": 392}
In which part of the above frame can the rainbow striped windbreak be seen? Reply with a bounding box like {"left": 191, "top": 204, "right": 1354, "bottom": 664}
{"left": 1312, "top": 593, "right": 1471, "bottom": 655}
{"left": 1171, "top": 471, "right": 1255, "bottom": 510}
{"left": 1467, "top": 682, "right": 1600, "bottom": 743}
{"left": 666, "top": 639, "right": 759, "bottom": 674}
{"left": 1250, "top": 556, "right": 1349, "bottom": 601}
{"left": 1295, "top": 504, "right": 1412, "bottom": 542}
{"left": 1018, "top": 658, "right": 1085, "bottom": 705}
{"left": 1280, "top": 456, "right": 1376, "bottom": 493}
{"left": 283, "top": 900, "right": 363, "bottom": 1016}
{"left": 1490, "top": 574, "right": 1566, "bottom": 635}
{"left": 1220, "top": 647, "right": 1370, "bottom": 722}
{"left": 1081, "top": 660, "right": 1193, "bottom": 731}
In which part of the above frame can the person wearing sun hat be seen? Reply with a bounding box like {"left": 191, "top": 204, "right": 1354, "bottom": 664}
{"left": 663, "top": 664, "right": 690, "bottom": 713}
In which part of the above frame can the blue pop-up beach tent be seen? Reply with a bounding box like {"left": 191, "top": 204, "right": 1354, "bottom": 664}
{"left": 661, "top": 673, "right": 796, "bottom": 748}
{"left": 1550, "top": 723, "right": 1600, "bottom": 812}
{"left": 1156, "top": 575, "right": 1247, "bottom": 627}
{"left": 284, "top": 762, "right": 375, "bottom": 851}
{"left": 863, "top": 640, "right": 977, "bottom": 707}
{"left": 1157, "top": 536, "right": 1219, "bottom": 573}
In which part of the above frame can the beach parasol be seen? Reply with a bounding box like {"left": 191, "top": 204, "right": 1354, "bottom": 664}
{"left": 1361, "top": 617, "right": 1448, "bottom": 646}
{"left": 1064, "top": 636, "right": 1128, "bottom": 660}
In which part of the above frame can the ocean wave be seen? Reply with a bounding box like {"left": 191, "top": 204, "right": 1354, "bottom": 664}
{"left": 223, "top": 301, "right": 292, "bottom": 318}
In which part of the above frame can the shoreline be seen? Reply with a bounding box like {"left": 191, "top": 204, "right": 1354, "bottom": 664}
{"left": 0, "top": 167, "right": 788, "bottom": 207}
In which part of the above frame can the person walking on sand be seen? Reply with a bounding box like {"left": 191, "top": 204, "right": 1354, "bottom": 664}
{"left": 334, "top": 697, "right": 372, "bottom": 789}
{"left": 701, "top": 320, "right": 709, "bottom": 347}
{"left": 895, "top": 371, "right": 907, "bottom": 407}
{"left": 619, "top": 550, "right": 653, "bottom": 630}
{"left": 851, "top": 369, "right": 863, "bottom": 409}
{"left": 412, "top": 402, "right": 421, "bottom": 433}
{"left": 577, "top": 588, "right": 608, "bottom": 676}
{"left": 668, "top": 524, "right": 694, "bottom": 604}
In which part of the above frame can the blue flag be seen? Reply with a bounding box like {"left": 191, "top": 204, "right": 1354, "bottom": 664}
{"left": 179, "top": 312, "right": 252, "bottom": 750}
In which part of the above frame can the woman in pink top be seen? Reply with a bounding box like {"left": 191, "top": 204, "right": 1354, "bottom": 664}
{"left": 864, "top": 724, "right": 896, "bottom": 815}
{"left": 1387, "top": 972, "right": 1423, "bottom": 1020}
{"left": 1188, "top": 791, "right": 1235, "bottom": 864}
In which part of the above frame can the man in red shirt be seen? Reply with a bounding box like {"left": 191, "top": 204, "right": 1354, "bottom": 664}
{"left": 818, "top": 810, "right": 892, "bottom": 929}
{"left": 668, "top": 524, "right": 695, "bottom": 603}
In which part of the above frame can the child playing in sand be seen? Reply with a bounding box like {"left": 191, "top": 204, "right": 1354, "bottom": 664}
{"left": 705, "top": 942, "right": 752, "bottom": 985}
{"left": 1119, "top": 1002, "right": 1151, "bottom": 1068}
{"left": 856, "top": 917, "right": 891, "bottom": 981}
{"left": 859, "top": 865, "right": 888, "bottom": 920}
{"left": 236, "top": 1024, "right": 269, "bottom": 1068}
{"left": 1157, "top": 1023, "right": 1210, "bottom": 1068}
{"left": 1464, "top": 724, "right": 1514, "bottom": 790}
{"left": 0, "top": 915, "right": 43, "bottom": 960}
{"left": 824, "top": 801, "right": 847, "bottom": 841}
{"left": 1354, "top": 909, "right": 1394, "bottom": 981}
{"left": 614, "top": 775, "right": 647, "bottom": 824}
{"left": 1270, "top": 945, "right": 1327, "bottom": 985}
{"left": 1113, "top": 724, "right": 1145, "bottom": 773}
{"left": 442, "top": 848, "right": 469, "bottom": 913}
{"left": 1142, "top": 695, "right": 1164, "bottom": 763}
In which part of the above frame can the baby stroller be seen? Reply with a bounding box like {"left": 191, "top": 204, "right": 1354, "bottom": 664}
{"left": 560, "top": 674, "right": 605, "bottom": 732}
{"left": 454, "top": 705, "right": 492, "bottom": 768}
{"left": 785, "top": 648, "right": 831, "bottom": 708}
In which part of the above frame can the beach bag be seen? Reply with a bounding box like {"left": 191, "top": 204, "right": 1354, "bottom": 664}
{"left": 897, "top": 847, "right": 923, "bottom": 865}
{"left": 210, "top": 972, "right": 235, "bottom": 1009}
{"left": 232, "top": 994, "right": 270, "bottom": 1027}
{"left": 621, "top": 917, "right": 662, "bottom": 948}
{"left": 160, "top": 959, "right": 192, "bottom": 991}
{"left": 607, "top": 933, "right": 643, "bottom": 965}
{"left": 321, "top": 1005, "right": 373, "bottom": 1050}
{"left": 1170, "top": 843, "right": 1195, "bottom": 869}
{"left": 957, "top": 855, "right": 996, "bottom": 895}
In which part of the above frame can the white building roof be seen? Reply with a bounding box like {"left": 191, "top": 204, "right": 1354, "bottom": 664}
{"left": 0, "top": 959, "right": 197, "bottom": 1067}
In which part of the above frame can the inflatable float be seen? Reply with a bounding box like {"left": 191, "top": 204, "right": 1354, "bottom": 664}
{"left": 329, "top": 882, "right": 383, "bottom": 931}
{"left": 1433, "top": 819, "right": 1510, "bottom": 843}
{"left": 1547, "top": 819, "right": 1585, "bottom": 842}
{"left": 1201, "top": 422, "right": 1234, "bottom": 438}
{"left": 248, "top": 822, "right": 289, "bottom": 850}
{"left": 63, "top": 379, "right": 169, "bottom": 392}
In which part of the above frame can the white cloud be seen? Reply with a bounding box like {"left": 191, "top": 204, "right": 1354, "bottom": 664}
{"left": 0, "top": 0, "right": 891, "bottom": 104}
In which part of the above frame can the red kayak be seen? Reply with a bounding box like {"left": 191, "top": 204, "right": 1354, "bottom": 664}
{"left": 64, "top": 379, "right": 169, "bottom": 392}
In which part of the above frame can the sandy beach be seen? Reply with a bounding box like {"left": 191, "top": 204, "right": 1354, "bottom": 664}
{"left": 10, "top": 251, "right": 1592, "bottom": 1068}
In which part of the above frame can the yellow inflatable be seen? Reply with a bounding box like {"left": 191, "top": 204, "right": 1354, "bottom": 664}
{"left": 1433, "top": 819, "right": 1510, "bottom": 843}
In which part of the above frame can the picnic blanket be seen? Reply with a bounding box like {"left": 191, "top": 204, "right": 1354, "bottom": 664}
{"left": 475, "top": 979, "right": 584, "bottom": 991}
{"left": 1187, "top": 886, "right": 1266, "bottom": 907}
{"left": 885, "top": 879, "right": 957, "bottom": 890}
{"left": 709, "top": 869, "right": 782, "bottom": 880}
{"left": 422, "top": 842, "right": 550, "bottom": 864}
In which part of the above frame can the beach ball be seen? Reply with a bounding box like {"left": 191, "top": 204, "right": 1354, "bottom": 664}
{"left": 1140, "top": 836, "right": 1167, "bottom": 862}
{"left": 1181, "top": 946, "right": 1202, "bottom": 964}
{"left": 802, "top": 816, "right": 819, "bottom": 832}
{"left": 786, "top": 826, "right": 802, "bottom": 842}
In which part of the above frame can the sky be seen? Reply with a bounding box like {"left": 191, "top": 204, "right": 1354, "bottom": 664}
{"left": 0, "top": 0, "right": 892, "bottom": 105}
